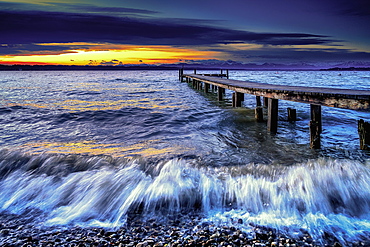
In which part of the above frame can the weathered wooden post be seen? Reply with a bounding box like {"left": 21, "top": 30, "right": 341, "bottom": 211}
{"left": 255, "top": 107, "right": 264, "bottom": 122}
{"left": 179, "top": 69, "right": 183, "bottom": 81}
{"left": 232, "top": 92, "right": 243, "bottom": 107}
{"left": 267, "top": 98, "right": 278, "bottom": 133}
{"left": 263, "top": 97, "right": 269, "bottom": 108}
{"left": 194, "top": 69, "right": 197, "bottom": 74}
{"left": 358, "top": 119, "right": 370, "bottom": 150}
{"left": 204, "top": 83, "right": 210, "bottom": 93}
{"left": 310, "top": 105, "right": 322, "bottom": 133}
{"left": 256, "top": 96, "right": 262, "bottom": 107}
{"left": 310, "top": 121, "right": 321, "bottom": 149}
{"left": 310, "top": 104, "right": 322, "bottom": 149}
{"left": 226, "top": 69, "right": 229, "bottom": 79}
{"left": 287, "top": 108, "right": 297, "bottom": 122}
{"left": 254, "top": 96, "right": 263, "bottom": 122}
{"left": 218, "top": 87, "right": 224, "bottom": 101}
{"left": 232, "top": 93, "right": 236, "bottom": 107}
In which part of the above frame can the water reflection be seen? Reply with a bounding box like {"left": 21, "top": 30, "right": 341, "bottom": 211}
{"left": 19, "top": 140, "right": 191, "bottom": 158}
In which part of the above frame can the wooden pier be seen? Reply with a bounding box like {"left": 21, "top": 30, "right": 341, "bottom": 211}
{"left": 179, "top": 69, "right": 370, "bottom": 149}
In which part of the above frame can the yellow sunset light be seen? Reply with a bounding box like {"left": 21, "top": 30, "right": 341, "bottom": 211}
{"left": 0, "top": 44, "right": 220, "bottom": 65}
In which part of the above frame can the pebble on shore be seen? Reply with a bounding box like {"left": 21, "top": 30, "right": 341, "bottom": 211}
{"left": 0, "top": 212, "right": 368, "bottom": 247}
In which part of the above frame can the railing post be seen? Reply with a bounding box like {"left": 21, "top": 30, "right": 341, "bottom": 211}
{"left": 358, "top": 119, "right": 370, "bottom": 150}
{"left": 267, "top": 98, "right": 278, "bottom": 133}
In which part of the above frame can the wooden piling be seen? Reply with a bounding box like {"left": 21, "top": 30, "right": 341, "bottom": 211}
{"left": 226, "top": 69, "right": 229, "bottom": 79}
{"left": 263, "top": 97, "right": 269, "bottom": 108}
{"left": 194, "top": 69, "right": 197, "bottom": 74}
{"left": 218, "top": 87, "right": 224, "bottom": 101}
{"left": 238, "top": 92, "right": 244, "bottom": 101}
{"left": 310, "top": 105, "right": 322, "bottom": 133}
{"left": 267, "top": 98, "right": 278, "bottom": 133}
{"left": 232, "top": 92, "right": 243, "bottom": 107}
{"left": 204, "top": 83, "right": 210, "bottom": 93}
{"left": 358, "top": 119, "right": 370, "bottom": 150}
{"left": 310, "top": 104, "right": 322, "bottom": 149}
{"left": 287, "top": 108, "right": 297, "bottom": 122}
{"left": 179, "top": 68, "right": 184, "bottom": 81}
{"left": 310, "top": 120, "right": 321, "bottom": 149}
{"left": 255, "top": 107, "right": 264, "bottom": 122}
{"left": 256, "top": 96, "right": 262, "bottom": 107}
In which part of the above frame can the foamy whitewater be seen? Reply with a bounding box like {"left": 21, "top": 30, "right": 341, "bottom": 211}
{"left": 0, "top": 70, "right": 369, "bottom": 245}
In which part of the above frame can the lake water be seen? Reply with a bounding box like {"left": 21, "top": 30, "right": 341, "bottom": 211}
{"left": 0, "top": 70, "right": 369, "bottom": 244}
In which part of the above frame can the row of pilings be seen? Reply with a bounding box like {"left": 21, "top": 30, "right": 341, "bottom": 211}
{"left": 179, "top": 69, "right": 370, "bottom": 150}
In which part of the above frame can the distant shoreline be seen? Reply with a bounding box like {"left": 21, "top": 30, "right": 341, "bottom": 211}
{"left": 0, "top": 64, "right": 370, "bottom": 71}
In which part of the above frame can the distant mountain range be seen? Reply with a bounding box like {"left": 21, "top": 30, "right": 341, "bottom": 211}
{"left": 1, "top": 61, "right": 370, "bottom": 71}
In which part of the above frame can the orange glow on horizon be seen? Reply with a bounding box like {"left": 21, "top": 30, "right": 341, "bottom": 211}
{"left": 0, "top": 61, "right": 59, "bottom": 66}
{"left": 0, "top": 44, "right": 220, "bottom": 66}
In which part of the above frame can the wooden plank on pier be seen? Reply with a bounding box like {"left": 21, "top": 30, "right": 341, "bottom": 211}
{"left": 182, "top": 74, "right": 370, "bottom": 111}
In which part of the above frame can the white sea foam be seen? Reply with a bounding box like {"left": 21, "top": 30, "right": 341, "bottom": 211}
{"left": 0, "top": 156, "right": 369, "bottom": 242}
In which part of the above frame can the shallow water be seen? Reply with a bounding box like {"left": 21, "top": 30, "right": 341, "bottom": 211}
{"left": 0, "top": 70, "right": 369, "bottom": 244}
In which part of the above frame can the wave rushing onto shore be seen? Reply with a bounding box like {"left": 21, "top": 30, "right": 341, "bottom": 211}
{"left": 0, "top": 151, "right": 369, "bottom": 244}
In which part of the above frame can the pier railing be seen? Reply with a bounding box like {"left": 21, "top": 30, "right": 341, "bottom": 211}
{"left": 179, "top": 69, "right": 370, "bottom": 150}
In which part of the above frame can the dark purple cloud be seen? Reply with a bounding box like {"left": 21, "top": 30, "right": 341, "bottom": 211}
{"left": 335, "top": 0, "right": 370, "bottom": 16}
{"left": 0, "top": 10, "right": 336, "bottom": 48}
{"left": 49, "top": 3, "right": 160, "bottom": 15}
{"left": 1, "top": 0, "right": 369, "bottom": 65}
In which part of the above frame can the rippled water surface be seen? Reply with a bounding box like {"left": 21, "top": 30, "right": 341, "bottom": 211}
{"left": 0, "top": 70, "right": 369, "bottom": 244}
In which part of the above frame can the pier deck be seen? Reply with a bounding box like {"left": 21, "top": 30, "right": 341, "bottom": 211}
{"left": 184, "top": 74, "right": 369, "bottom": 110}
{"left": 180, "top": 71, "right": 370, "bottom": 149}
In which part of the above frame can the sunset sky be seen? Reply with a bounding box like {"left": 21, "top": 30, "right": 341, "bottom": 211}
{"left": 1, "top": 0, "right": 370, "bottom": 66}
